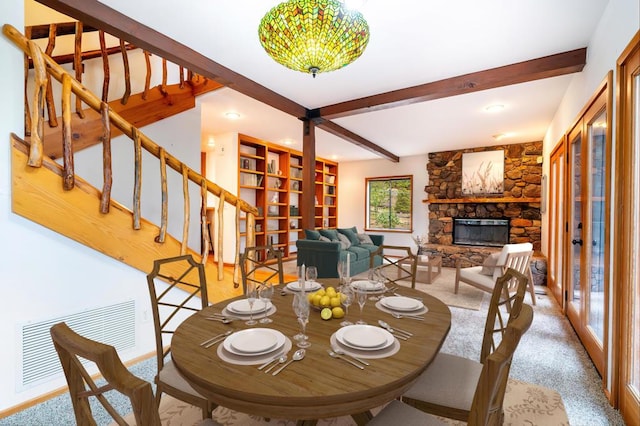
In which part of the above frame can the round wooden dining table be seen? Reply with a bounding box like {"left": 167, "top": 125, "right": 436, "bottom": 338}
{"left": 171, "top": 281, "right": 451, "bottom": 426}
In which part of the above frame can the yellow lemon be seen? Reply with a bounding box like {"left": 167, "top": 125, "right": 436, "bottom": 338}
{"left": 320, "top": 307, "right": 333, "bottom": 320}
{"left": 316, "top": 289, "right": 326, "bottom": 297}
{"left": 320, "top": 295, "right": 331, "bottom": 308}
{"left": 331, "top": 307, "right": 345, "bottom": 319}
{"left": 325, "top": 287, "right": 337, "bottom": 297}
{"left": 339, "top": 292, "right": 347, "bottom": 303}
{"left": 307, "top": 293, "right": 315, "bottom": 303}
{"left": 312, "top": 294, "right": 323, "bottom": 307}
{"left": 330, "top": 296, "right": 341, "bottom": 308}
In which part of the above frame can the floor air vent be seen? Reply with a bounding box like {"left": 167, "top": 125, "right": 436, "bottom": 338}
{"left": 21, "top": 300, "right": 136, "bottom": 388}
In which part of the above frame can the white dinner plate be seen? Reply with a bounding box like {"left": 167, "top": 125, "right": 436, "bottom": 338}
{"left": 335, "top": 325, "right": 394, "bottom": 351}
{"left": 223, "top": 329, "right": 286, "bottom": 356}
{"left": 351, "top": 280, "right": 385, "bottom": 292}
{"left": 226, "top": 299, "right": 267, "bottom": 314}
{"left": 286, "top": 281, "right": 322, "bottom": 292}
{"left": 380, "top": 296, "right": 424, "bottom": 312}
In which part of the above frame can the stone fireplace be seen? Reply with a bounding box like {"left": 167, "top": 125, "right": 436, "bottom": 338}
{"left": 421, "top": 142, "right": 547, "bottom": 285}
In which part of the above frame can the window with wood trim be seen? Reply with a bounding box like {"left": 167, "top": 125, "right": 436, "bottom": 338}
{"left": 365, "top": 175, "right": 413, "bottom": 232}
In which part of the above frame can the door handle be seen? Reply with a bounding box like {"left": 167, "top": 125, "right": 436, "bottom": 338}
{"left": 571, "top": 239, "right": 583, "bottom": 246}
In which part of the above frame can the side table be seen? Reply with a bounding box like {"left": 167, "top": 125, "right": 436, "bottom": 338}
{"left": 398, "top": 255, "right": 442, "bottom": 284}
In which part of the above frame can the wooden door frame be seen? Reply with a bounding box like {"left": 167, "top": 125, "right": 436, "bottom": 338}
{"left": 613, "top": 30, "right": 640, "bottom": 422}
{"left": 547, "top": 138, "right": 566, "bottom": 309}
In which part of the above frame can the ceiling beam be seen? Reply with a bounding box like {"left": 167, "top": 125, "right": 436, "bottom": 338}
{"left": 314, "top": 119, "right": 400, "bottom": 162}
{"left": 319, "top": 48, "right": 587, "bottom": 120}
{"left": 35, "top": 0, "right": 395, "bottom": 161}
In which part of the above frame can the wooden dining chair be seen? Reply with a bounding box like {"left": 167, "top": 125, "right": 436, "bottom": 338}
{"left": 239, "top": 245, "right": 285, "bottom": 294}
{"left": 146, "top": 255, "right": 214, "bottom": 419}
{"left": 372, "top": 303, "right": 534, "bottom": 426}
{"left": 50, "top": 322, "right": 221, "bottom": 426}
{"left": 369, "top": 245, "right": 418, "bottom": 288}
{"left": 400, "top": 269, "right": 531, "bottom": 422}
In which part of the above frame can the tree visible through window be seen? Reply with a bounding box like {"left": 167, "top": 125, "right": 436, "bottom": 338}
{"left": 366, "top": 175, "right": 413, "bottom": 232}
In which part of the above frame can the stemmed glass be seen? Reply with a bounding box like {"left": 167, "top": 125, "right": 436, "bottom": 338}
{"left": 245, "top": 282, "right": 258, "bottom": 326}
{"left": 356, "top": 289, "right": 368, "bottom": 325}
{"left": 258, "top": 282, "right": 274, "bottom": 324}
{"left": 292, "top": 293, "right": 311, "bottom": 348}
{"left": 339, "top": 284, "right": 354, "bottom": 327}
{"left": 306, "top": 266, "right": 318, "bottom": 285}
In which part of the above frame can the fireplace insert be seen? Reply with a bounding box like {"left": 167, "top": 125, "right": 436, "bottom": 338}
{"left": 453, "top": 218, "right": 510, "bottom": 247}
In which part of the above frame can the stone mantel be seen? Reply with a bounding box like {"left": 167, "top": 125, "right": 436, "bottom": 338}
{"left": 423, "top": 197, "right": 541, "bottom": 204}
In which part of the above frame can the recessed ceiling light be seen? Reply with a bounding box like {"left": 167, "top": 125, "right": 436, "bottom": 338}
{"left": 207, "top": 136, "right": 215, "bottom": 147}
{"left": 282, "top": 139, "right": 294, "bottom": 146}
{"left": 492, "top": 132, "right": 514, "bottom": 140}
{"left": 224, "top": 112, "right": 241, "bottom": 119}
{"left": 485, "top": 104, "right": 505, "bottom": 113}
{"left": 331, "top": 155, "right": 339, "bottom": 160}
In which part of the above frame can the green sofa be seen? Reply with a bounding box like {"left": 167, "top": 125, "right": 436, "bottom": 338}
{"left": 295, "top": 227, "right": 384, "bottom": 278}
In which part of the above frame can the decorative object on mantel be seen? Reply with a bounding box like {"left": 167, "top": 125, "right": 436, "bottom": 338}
{"left": 258, "top": 0, "right": 370, "bottom": 78}
{"left": 462, "top": 150, "right": 504, "bottom": 196}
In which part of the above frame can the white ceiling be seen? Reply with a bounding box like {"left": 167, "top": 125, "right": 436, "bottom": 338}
{"left": 98, "top": 0, "right": 609, "bottom": 161}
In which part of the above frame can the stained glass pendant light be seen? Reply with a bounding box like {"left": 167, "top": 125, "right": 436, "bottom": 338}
{"left": 258, "top": 0, "right": 370, "bottom": 77}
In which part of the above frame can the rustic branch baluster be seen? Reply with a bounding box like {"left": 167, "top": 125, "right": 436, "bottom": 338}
{"left": 27, "top": 40, "right": 46, "bottom": 168}
{"left": 61, "top": 73, "right": 75, "bottom": 190}
{"left": 100, "top": 101, "right": 112, "bottom": 214}
{"left": 160, "top": 58, "right": 168, "bottom": 96}
{"left": 142, "top": 50, "right": 151, "bottom": 101}
{"left": 120, "top": 39, "right": 131, "bottom": 105}
{"left": 73, "top": 22, "right": 84, "bottom": 118}
{"left": 98, "top": 30, "right": 109, "bottom": 103}
{"left": 181, "top": 163, "right": 190, "bottom": 255}
{"left": 179, "top": 65, "right": 185, "bottom": 89}
{"left": 233, "top": 204, "right": 241, "bottom": 286}
{"left": 156, "top": 147, "right": 168, "bottom": 243}
{"left": 201, "top": 179, "right": 210, "bottom": 262}
{"left": 217, "top": 192, "right": 225, "bottom": 281}
{"left": 24, "top": 26, "right": 32, "bottom": 136}
{"left": 44, "top": 24, "right": 58, "bottom": 127}
{"left": 132, "top": 127, "right": 142, "bottom": 230}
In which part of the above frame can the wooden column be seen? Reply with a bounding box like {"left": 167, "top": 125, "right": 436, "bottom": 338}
{"left": 301, "top": 118, "right": 316, "bottom": 231}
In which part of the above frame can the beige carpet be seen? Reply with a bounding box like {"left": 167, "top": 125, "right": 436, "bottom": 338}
{"left": 152, "top": 378, "right": 569, "bottom": 425}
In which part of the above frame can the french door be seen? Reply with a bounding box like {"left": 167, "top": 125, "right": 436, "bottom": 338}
{"left": 615, "top": 31, "right": 640, "bottom": 424}
{"left": 566, "top": 75, "right": 611, "bottom": 377}
{"left": 547, "top": 141, "right": 565, "bottom": 307}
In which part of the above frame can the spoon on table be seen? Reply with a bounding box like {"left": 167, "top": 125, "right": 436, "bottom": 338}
{"left": 272, "top": 349, "right": 305, "bottom": 376}
{"left": 331, "top": 347, "right": 370, "bottom": 366}
{"left": 390, "top": 312, "right": 424, "bottom": 321}
{"left": 378, "top": 320, "right": 411, "bottom": 339}
{"left": 327, "top": 350, "right": 365, "bottom": 369}
{"left": 205, "top": 317, "right": 234, "bottom": 324}
{"left": 263, "top": 354, "right": 288, "bottom": 373}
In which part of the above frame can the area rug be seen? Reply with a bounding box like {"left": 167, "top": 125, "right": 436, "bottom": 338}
{"left": 151, "top": 377, "right": 569, "bottom": 425}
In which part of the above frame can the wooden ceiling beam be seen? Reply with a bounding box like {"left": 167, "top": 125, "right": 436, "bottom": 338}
{"left": 319, "top": 48, "right": 587, "bottom": 120}
{"left": 314, "top": 118, "right": 400, "bottom": 162}
{"left": 34, "top": 0, "right": 395, "bottom": 161}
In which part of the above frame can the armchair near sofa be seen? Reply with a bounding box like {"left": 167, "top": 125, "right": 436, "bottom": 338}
{"left": 296, "top": 227, "right": 384, "bottom": 278}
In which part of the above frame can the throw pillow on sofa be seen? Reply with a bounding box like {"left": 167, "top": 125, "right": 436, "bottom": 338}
{"left": 357, "top": 233, "right": 374, "bottom": 244}
{"left": 319, "top": 229, "right": 340, "bottom": 241}
{"left": 338, "top": 227, "right": 360, "bottom": 246}
{"left": 337, "top": 233, "right": 351, "bottom": 249}
{"left": 305, "top": 229, "right": 322, "bottom": 240}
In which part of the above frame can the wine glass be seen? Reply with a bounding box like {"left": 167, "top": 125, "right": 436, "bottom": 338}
{"left": 356, "top": 289, "right": 368, "bottom": 325}
{"left": 292, "top": 293, "right": 311, "bottom": 348}
{"left": 306, "top": 266, "right": 318, "bottom": 285}
{"left": 258, "top": 282, "right": 274, "bottom": 324}
{"left": 368, "top": 267, "right": 383, "bottom": 301}
{"left": 245, "top": 282, "right": 258, "bottom": 326}
{"left": 339, "top": 284, "right": 354, "bottom": 327}
{"left": 337, "top": 259, "right": 346, "bottom": 285}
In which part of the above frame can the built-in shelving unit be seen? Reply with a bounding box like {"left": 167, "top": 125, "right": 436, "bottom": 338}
{"left": 238, "top": 134, "right": 338, "bottom": 261}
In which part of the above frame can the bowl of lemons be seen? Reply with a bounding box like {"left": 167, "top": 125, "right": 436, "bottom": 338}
{"left": 307, "top": 286, "right": 346, "bottom": 320}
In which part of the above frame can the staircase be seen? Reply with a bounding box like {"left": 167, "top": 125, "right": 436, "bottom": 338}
{"left": 5, "top": 23, "right": 257, "bottom": 302}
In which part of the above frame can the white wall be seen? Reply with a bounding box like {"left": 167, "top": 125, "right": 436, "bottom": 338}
{"left": 0, "top": 0, "right": 203, "bottom": 411}
{"left": 338, "top": 154, "right": 429, "bottom": 250}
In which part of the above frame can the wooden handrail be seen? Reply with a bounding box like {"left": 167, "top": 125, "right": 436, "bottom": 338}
{"left": 4, "top": 23, "right": 257, "bottom": 283}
